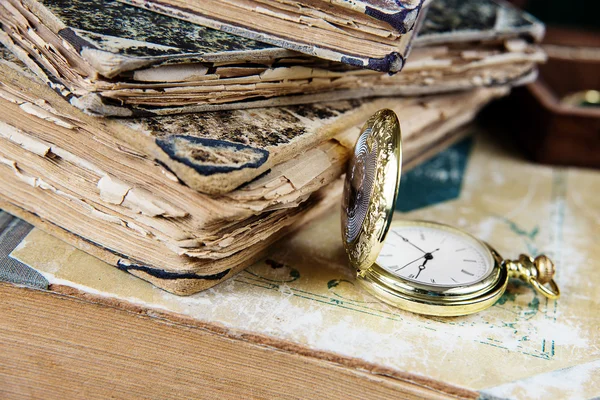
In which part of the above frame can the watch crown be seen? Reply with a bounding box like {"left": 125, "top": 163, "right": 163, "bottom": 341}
{"left": 533, "top": 255, "right": 555, "bottom": 284}
{"left": 506, "top": 254, "right": 560, "bottom": 299}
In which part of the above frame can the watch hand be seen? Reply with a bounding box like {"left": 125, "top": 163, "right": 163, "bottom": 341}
{"left": 395, "top": 255, "right": 425, "bottom": 271}
{"left": 394, "top": 249, "right": 440, "bottom": 272}
{"left": 393, "top": 231, "right": 427, "bottom": 254}
{"left": 423, "top": 248, "right": 440, "bottom": 260}
{"left": 414, "top": 257, "right": 433, "bottom": 280}
{"left": 414, "top": 263, "right": 427, "bottom": 279}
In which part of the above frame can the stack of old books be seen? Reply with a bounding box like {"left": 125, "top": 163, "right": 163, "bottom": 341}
{"left": 0, "top": 0, "right": 545, "bottom": 294}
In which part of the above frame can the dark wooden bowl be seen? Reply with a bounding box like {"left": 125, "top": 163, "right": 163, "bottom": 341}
{"left": 489, "top": 27, "right": 600, "bottom": 168}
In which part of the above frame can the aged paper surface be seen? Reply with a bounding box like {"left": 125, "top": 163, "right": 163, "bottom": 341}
{"left": 11, "top": 129, "right": 600, "bottom": 397}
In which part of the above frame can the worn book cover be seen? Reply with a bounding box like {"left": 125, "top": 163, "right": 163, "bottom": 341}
{"left": 417, "top": 0, "right": 544, "bottom": 45}
{"left": 0, "top": 0, "right": 544, "bottom": 116}
{"left": 118, "top": 0, "right": 428, "bottom": 73}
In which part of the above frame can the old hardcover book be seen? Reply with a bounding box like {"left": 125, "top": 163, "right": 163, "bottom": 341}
{"left": 0, "top": 48, "right": 508, "bottom": 294}
{"left": 118, "top": 0, "right": 429, "bottom": 73}
{"left": 0, "top": 42, "right": 509, "bottom": 196}
{"left": 2, "top": 126, "right": 598, "bottom": 398}
{"left": 0, "top": 0, "right": 544, "bottom": 116}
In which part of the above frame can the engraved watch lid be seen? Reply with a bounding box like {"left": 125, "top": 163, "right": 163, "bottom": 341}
{"left": 341, "top": 109, "right": 402, "bottom": 272}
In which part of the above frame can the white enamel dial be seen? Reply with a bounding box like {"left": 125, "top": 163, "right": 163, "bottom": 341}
{"left": 375, "top": 223, "right": 494, "bottom": 287}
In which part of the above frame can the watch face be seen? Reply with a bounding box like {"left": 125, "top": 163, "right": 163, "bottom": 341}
{"left": 375, "top": 223, "right": 494, "bottom": 287}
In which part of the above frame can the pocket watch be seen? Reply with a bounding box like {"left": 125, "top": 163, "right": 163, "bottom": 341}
{"left": 341, "top": 109, "right": 560, "bottom": 316}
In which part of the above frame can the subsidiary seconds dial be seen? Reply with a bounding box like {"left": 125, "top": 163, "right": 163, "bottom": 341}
{"left": 375, "top": 223, "right": 494, "bottom": 287}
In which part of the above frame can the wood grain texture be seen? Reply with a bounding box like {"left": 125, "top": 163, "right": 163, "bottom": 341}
{"left": 0, "top": 282, "right": 477, "bottom": 399}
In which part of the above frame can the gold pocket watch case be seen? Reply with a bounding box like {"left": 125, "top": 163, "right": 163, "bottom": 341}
{"left": 341, "top": 110, "right": 560, "bottom": 317}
